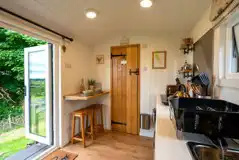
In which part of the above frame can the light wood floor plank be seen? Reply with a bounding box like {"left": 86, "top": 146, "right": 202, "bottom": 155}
{"left": 62, "top": 131, "right": 153, "bottom": 160}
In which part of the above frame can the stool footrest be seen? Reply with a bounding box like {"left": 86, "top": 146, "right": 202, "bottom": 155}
{"left": 86, "top": 132, "right": 93, "bottom": 135}
{"left": 73, "top": 137, "right": 83, "bottom": 141}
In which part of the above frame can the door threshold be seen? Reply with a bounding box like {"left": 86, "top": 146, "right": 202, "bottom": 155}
{"left": 33, "top": 145, "right": 58, "bottom": 160}
{"left": 6, "top": 143, "right": 52, "bottom": 160}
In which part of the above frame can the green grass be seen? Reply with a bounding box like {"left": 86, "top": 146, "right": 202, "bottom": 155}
{"left": 0, "top": 113, "right": 45, "bottom": 160}
{"left": 0, "top": 90, "right": 46, "bottom": 159}
{"left": 30, "top": 109, "right": 46, "bottom": 137}
{"left": 0, "top": 137, "right": 33, "bottom": 160}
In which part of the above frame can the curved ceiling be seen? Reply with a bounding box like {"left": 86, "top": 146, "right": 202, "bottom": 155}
{"left": 1, "top": 0, "right": 211, "bottom": 45}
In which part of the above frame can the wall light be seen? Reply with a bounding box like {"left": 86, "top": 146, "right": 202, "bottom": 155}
{"left": 85, "top": 9, "right": 98, "bottom": 19}
{"left": 140, "top": 0, "right": 153, "bottom": 8}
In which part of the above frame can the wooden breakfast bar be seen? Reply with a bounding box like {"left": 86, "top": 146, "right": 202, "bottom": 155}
{"left": 64, "top": 91, "right": 110, "bottom": 101}
{"left": 64, "top": 91, "right": 110, "bottom": 147}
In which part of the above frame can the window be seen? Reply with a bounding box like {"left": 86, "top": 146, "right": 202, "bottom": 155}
{"left": 232, "top": 23, "right": 239, "bottom": 73}
{"left": 222, "top": 10, "right": 239, "bottom": 79}
{"left": 216, "top": 10, "right": 239, "bottom": 88}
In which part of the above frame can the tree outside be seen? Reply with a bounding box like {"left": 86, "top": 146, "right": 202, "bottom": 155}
{"left": 0, "top": 27, "right": 47, "bottom": 159}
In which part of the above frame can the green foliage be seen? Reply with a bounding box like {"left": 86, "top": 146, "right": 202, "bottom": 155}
{"left": 30, "top": 80, "right": 45, "bottom": 97}
{"left": 0, "top": 28, "right": 46, "bottom": 120}
{"left": 88, "top": 79, "right": 96, "bottom": 86}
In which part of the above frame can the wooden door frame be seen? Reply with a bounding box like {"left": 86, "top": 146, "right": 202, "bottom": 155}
{"left": 110, "top": 44, "right": 140, "bottom": 135}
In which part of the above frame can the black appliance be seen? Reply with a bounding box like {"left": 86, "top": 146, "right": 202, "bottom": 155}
{"left": 169, "top": 98, "right": 239, "bottom": 146}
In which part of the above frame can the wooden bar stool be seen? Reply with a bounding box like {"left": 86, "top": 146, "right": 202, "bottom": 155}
{"left": 71, "top": 108, "right": 94, "bottom": 148}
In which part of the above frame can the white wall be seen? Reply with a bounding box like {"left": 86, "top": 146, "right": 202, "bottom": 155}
{"left": 91, "top": 34, "right": 192, "bottom": 136}
{"left": 190, "top": 7, "right": 213, "bottom": 43}
{"left": 60, "top": 39, "right": 104, "bottom": 146}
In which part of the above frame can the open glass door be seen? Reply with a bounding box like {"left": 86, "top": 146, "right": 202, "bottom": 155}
{"left": 24, "top": 44, "right": 53, "bottom": 145}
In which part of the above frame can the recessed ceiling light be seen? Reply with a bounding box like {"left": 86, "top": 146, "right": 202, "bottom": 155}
{"left": 140, "top": 0, "right": 153, "bottom": 8}
{"left": 85, "top": 9, "right": 98, "bottom": 19}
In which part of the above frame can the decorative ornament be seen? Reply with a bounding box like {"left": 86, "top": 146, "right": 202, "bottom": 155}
{"left": 96, "top": 55, "right": 104, "bottom": 64}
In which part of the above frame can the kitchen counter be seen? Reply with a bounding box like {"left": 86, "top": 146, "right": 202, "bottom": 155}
{"left": 154, "top": 104, "right": 192, "bottom": 160}
{"left": 154, "top": 100, "right": 239, "bottom": 160}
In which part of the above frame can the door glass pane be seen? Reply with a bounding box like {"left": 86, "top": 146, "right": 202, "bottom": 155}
{"left": 29, "top": 50, "right": 47, "bottom": 137}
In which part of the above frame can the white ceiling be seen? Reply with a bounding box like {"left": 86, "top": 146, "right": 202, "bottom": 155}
{"left": 1, "top": 0, "right": 211, "bottom": 45}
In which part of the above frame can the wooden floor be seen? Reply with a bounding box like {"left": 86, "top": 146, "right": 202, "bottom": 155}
{"left": 62, "top": 131, "right": 154, "bottom": 160}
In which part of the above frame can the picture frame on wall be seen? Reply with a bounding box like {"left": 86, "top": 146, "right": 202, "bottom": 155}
{"left": 152, "top": 51, "right": 167, "bottom": 69}
{"left": 96, "top": 55, "right": 104, "bottom": 64}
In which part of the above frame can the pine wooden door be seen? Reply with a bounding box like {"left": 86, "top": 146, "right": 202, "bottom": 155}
{"left": 126, "top": 45, "right": 140, "bottom": 135}
{"left": 111, "top": 47, "right": 127, "bottom": 132}
{"left": 111, "top": 45, "right": 140, "bottom": 135}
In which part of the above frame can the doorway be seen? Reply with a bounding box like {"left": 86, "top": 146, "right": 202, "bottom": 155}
{"left": 111, "top": 44, "right": 140, "bottom": 135}
{"left": 0, "top": 27, "right": 54, "bottom": 159}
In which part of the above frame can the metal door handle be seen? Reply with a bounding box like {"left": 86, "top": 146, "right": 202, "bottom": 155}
{"left": 129, "top": 68, "right": 139, "bottom": 75}
{"left": 24, "top": 85, "right": 26, "bottom": 96}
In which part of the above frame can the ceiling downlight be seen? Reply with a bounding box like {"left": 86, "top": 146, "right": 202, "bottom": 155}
{"left": 140, "top": 0, "right": 153, "bottom": 8}
{"left": 85, "top": 9, "right": 98, "bottom": 19}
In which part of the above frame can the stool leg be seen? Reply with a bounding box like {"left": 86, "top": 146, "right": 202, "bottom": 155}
{"left": 93, "top": 107, "right": 96, "bottom": 127}
{"left": 86, "top": 114, "right": 88, "bottom": 132}
{"left": 90, "top": 113, "right": 94, "bottom": 140}
{"left": 71, "top": 115, "right": 76, "bottom": 144}
{"left": 100, "top": 105, "right": 104, "bottom": 132}
{"left": 80, "top": 115, "right": 86, "bottom": 148}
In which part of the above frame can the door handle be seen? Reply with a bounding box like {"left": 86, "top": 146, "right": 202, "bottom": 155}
{"left": 24, "top": 85, "right": 26, "bottom": 96}
{"left": 129, "top": 68, "right": 139, "bottom": 75}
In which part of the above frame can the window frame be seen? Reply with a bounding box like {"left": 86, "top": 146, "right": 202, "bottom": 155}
{"left": 225, "top": 13, "right": 239, "bottom": 79}
{"left": 216, "top": 10, "right": 239, "bottom": 89}
{"left": 217, "top": 10, "right": 239, "bottom": 84}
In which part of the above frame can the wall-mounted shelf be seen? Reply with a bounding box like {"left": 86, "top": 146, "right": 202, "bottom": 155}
{"left": 178, "top": 70, "right": 193, "bottom": 78}
{"left": 178, "top": 69, "right": 193, "bottom": 74}
{"left": 64, "top": 91, "right": 110, "bottom": 101}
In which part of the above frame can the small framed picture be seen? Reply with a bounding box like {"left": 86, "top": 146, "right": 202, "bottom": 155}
{"left": 152, "top": 51, "right": 167, "bottom": 69}
{"left": 96, "top": 55, "right": 104, "bottom": 64}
